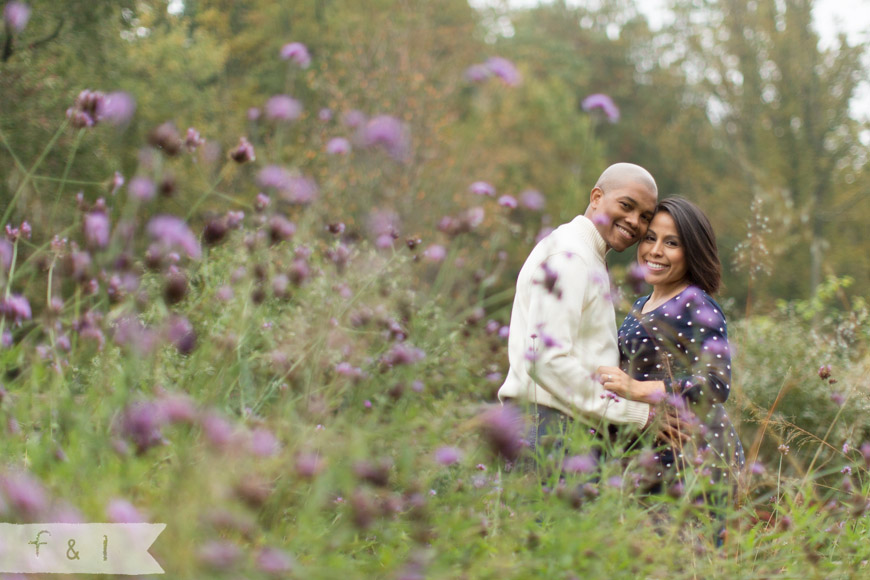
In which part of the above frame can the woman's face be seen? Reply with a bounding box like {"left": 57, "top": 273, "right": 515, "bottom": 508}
{"left": 637, "top": 211, "right": 688, "bottom": 290}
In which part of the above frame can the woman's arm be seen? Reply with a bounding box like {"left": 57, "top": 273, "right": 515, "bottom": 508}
{"left": 596, "top": 366, "right": 666, "bottom": 405}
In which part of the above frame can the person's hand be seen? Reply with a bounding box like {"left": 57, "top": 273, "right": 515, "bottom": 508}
{"left": 656, "top": 406, "right": 693, "bottom": 446}
{"left": 597, "top": 366, "right": 666, "bottom": 404}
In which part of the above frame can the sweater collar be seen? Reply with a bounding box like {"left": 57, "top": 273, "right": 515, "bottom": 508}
{"left": 571, "top": 215, "right": 608, "bottom": 259}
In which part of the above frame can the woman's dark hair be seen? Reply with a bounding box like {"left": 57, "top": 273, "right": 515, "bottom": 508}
{"left": 656, "top": 196, "right": 721, "bottom": 295}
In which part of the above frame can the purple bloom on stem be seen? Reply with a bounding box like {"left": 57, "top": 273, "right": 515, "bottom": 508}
{"left": 165, "top": 315, "right": 196, "bottom": 355}
{"left": 128, "top": 176, "right": 155, "bottom": 201}
{"left": 97, "top": 92, "right": 136, "bottom": 125}
{"left": 280, "top": 176, "right": 319, "bottom": 205}
{"left": 464, "top": 63, "right": 491, "bottom": 83}
{"left": 319, "top": 108, "right": 333, "bottom": 121}
{"left": 249, "top": 428, "right": 280, "bottom": 457}
{"left": 326, "top": 137, "right": 351, "bottom": 155}
{"left": 200, "top": 411, "right": 235, "bottom": 449}
{"left": 257, "top": 547, "right": 295, "bottom": 574}
{"left": 563, "top": 454, "right": 597, "bottom": 474}
{"left": 342, "top": 109, "right": 366, "bottom": 128}
{"left": 581, "top": 93, "right": 620, "bottom": 123}
{"left": 831, "top": 392, "right": 846, "bottom": 406}
{"left": 360, "top": 115, "right": 410, "bottom": 161}
{"left": 2, "top": 471, "right": 46, "bottom": 518}
{"left": 519, "top": 189, "right": 545, "bottom": 211}
{"left": 464, "top": 206, "right": 485, "bottom": 228}
{"left": 268, "top": 216, "right": 296, "bottom": 244}
{"left": 381, "top": 343, "right": 426, "bottom": 367}
{"left": 469, "top": 181, "right": 495, "bottom": 197}
{"left": 110, "top": 171, "right": 125, "bottom": 195}
{"left": 185, "top": 127, "right": 205, "bottom": 152}
{"left": 0, "top": 294, "right": 30, "bottom": 325}
{"left": 295, "top": 452, "right": 325, "bottom": 478}
{"left": 117, "top": 401, "right": 166, "bottom": 455}
{"left": 258, "top": 165, "right": 292, "bottom": 190}
{"left": 106, "top": 498, "right": 147, "bottom": 523}
{"left": 486, "top": 57, "right": 521, "bottom": 86}
{"left": 198, "top": 541, "right": 241, "bottom": 570}
{"left": 478, "top": 406, "right": 525, "bottom": 461}
{"left": 423, "top": 244, "right": 447, "bottom": 262}
{"left": 247, "top": 107, "right": 261, "bottom": 121}
{"left": 0, "top": 239, "right": 11, "bottom": 271}
{"left": 147, "top": 215, "right": 201, "bottom": 259}
{"left": 498, "top": 195, "right": 517, "bottom": 209}
{"left": 280, "top": 42, "right": 311, "bottom": 67}
{"left": 265, "top": 95, "right": 302, "bottom": 122}
{"left": 229, "top": 136, "right": 255, "bottom": 163}
{"left": 818, "top": 365, "right": 832, "bottom": 380}
{"left": 3, "top": 2, "right": 30, "bottom": 32}
{"left": 434, "top": 446, "right": 463, "bottom": 466}
{"left": 83, "top": 211, "right": 110, "bottom": 249}
{"left": 486, "top": 372, "right": 502, "bottom": 383}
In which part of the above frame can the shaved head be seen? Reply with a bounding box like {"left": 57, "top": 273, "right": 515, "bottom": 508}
{"left": 594, "top": 163, "right": 657, "bottom": 198}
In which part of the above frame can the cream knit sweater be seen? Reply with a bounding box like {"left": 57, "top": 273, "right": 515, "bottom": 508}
{"left": 497, "top": 215, "right": 650, "bottom": 428}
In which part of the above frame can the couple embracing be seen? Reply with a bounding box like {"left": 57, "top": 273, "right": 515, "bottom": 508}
{"left": 498, "top": 163, "right": 745, "bottom": 506}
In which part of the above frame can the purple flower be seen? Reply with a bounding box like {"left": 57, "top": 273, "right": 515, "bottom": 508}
{"left": 268, "top": 216, "right": 296, "bottom": 243}
{"left": 831, "top": 392, "right": 846, "bottom": 406}
{"left": 359, "top": 115, "right": 409, "bottom": 161}
{"left": 265, "top": 95, "right": 302, "bottom": 122}
{"left": 486, "top": 372, "right": 503, "bottom": 383}
{"left": 97, "top": 92, "right": 136, "bottom": 125}
{"left": 342, "top": 109, "right": 367, "bottom": 128}
{"left": 469, "top": 181, "right": 496, "bottom": 197}
{"left": 381, "top": 343, "right": 426, "bottom": 367}
{"left": 464, "top": 206, "right": 485, "bottom": 228}
{"left": 423, "top": 244, "right": 447, "bottom": 262}
{"left": 281, "top": 176, "right": 319, "bottom": 205}
{"left": 519, "top": 189, "right": 545, "bottom": 211}
{"left": 128, "top": 176, "right": 156, "bottom": 201}
{"left": 116, "top": 401, "right": 167, "bottom": 455}
{"left": 581, "top": 93, "right": 620, "bottom": 123}
{"left": 3, "top": 2, "right": 30, "bottom": 32}
{"left": 229, "top": 136, "right": 255, "bottom": 163}
{"left": 110, "top": 171, "right": 125, "bottom": 195}
{"left": 112, "top": 316, "right": 158, "bottom": 355}
{"left": 498, "top": 195, "right": 517, "bottom": 209}
{"left": 249, "top": 428, "right": 280, "bottom": 457}
{"left": 563, "top": 454, "right": 597, "bottom": 474}
{"left": 257, "top": 547, "right": 295, "bottom": 575}
{"left": 464, "top": 64, "right": 491, "bottom": 83}
{"left": 83, "top": 211, "right": 110, "bottom": 249}
{"left": 258, "top": 165, "right": 293, "bottom": 190}
{"left": 185, "top": 127, "right": 205, "bottom": 152}
{"left": 750, "top": 462, "right": 765, "bottom": 475}
{"left": 295, "top": 452, "right": 325, "bottom": 478}
{"left": 247, "top": 107, "right": 261, "bottom": 121}
{"left": 2, "top": 471, "right": 46, "bottom": 518}
{"left": 165, "top": 315, "right": 196, "bottom": 355}
{"left": 201, "top": 412, "right": 235, "bottom": 449}
{"left": 319, "top": 108, "right": 333, "bottom": 121}
{"left": 818, "top": 365, "right": 832, "bottom": 380}
{"left": 106, "top": 498, "right": 147, "bottom": 523}
{"left": 0, "top": 239, "right": 11, "bottom": 271}
{"left": 434, "top": 446, "right": 462, "bottom": 466}
{"left": 198, "top": 541, "right": 241, "bottom": 570}
{"left": 280, "top": 42, "right": 311, "bottom": 67}
{"left": 147, "top": 215, "right": 201, "bottom": 259}
{"left": 0, "top": 294, "right": 31, "bottom": 325}
{"left": 485, "top": 57, "right": 521, "bottom": 86}
{"left": 326, "top": 137, "right": 351, "bottom": 155}
{"left": 478, "top": 406, "right": 525, "bottom": 461}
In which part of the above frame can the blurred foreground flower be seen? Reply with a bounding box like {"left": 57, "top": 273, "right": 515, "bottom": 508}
{"left": 3, "top": 2, "right": 30, "bottom": 32}
{"left": 360, "top": 115, "right": 410, "bottom": 161}
{"left": 265, "top": 95, "right": 302, "bottom": 122}
{"left": 477, "top": 406, "right": 525, "bottom": 461}
{"left": 280, "top": 42, "right": 310, "bottom": 67}
{"left": 581, "top": 93, "right": 620, "bottom": 123}
{"left": 0, "top": 294, "right": 31, "bottom": 325}
{"left": 1, "top": 470, "right": 47, "bottom": 519}
{"left": 147, "top": 215, "right": 201, "bottom": 260}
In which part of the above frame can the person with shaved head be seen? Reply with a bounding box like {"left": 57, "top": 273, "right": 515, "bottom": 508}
{"left": 498, "top": 163, "right": 658, "bottom": 466}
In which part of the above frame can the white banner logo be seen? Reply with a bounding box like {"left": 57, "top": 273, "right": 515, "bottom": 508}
{"left": 0, "top": 523, "right": 165, "bottom": 574}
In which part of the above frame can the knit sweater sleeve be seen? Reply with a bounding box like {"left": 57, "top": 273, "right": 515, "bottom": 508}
{"left": 523, "top": 251, "right": 649, "bottom": 426}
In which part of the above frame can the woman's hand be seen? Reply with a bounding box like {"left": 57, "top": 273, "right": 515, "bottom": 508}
{"left": 596, "top": 366, "right": 666, "bottom": 405}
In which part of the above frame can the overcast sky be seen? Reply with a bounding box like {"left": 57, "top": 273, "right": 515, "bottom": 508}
{"left": 470, "top": 0, "right": 870, "bottom": 119}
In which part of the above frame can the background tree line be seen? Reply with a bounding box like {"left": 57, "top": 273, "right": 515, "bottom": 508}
{"left": 1, "top": 0, "right": 867, "bottom": 314}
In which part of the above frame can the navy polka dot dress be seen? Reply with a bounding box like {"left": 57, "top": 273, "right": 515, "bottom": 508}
{"left": 619, "top": 286, "right": 745, "bottom": 488}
